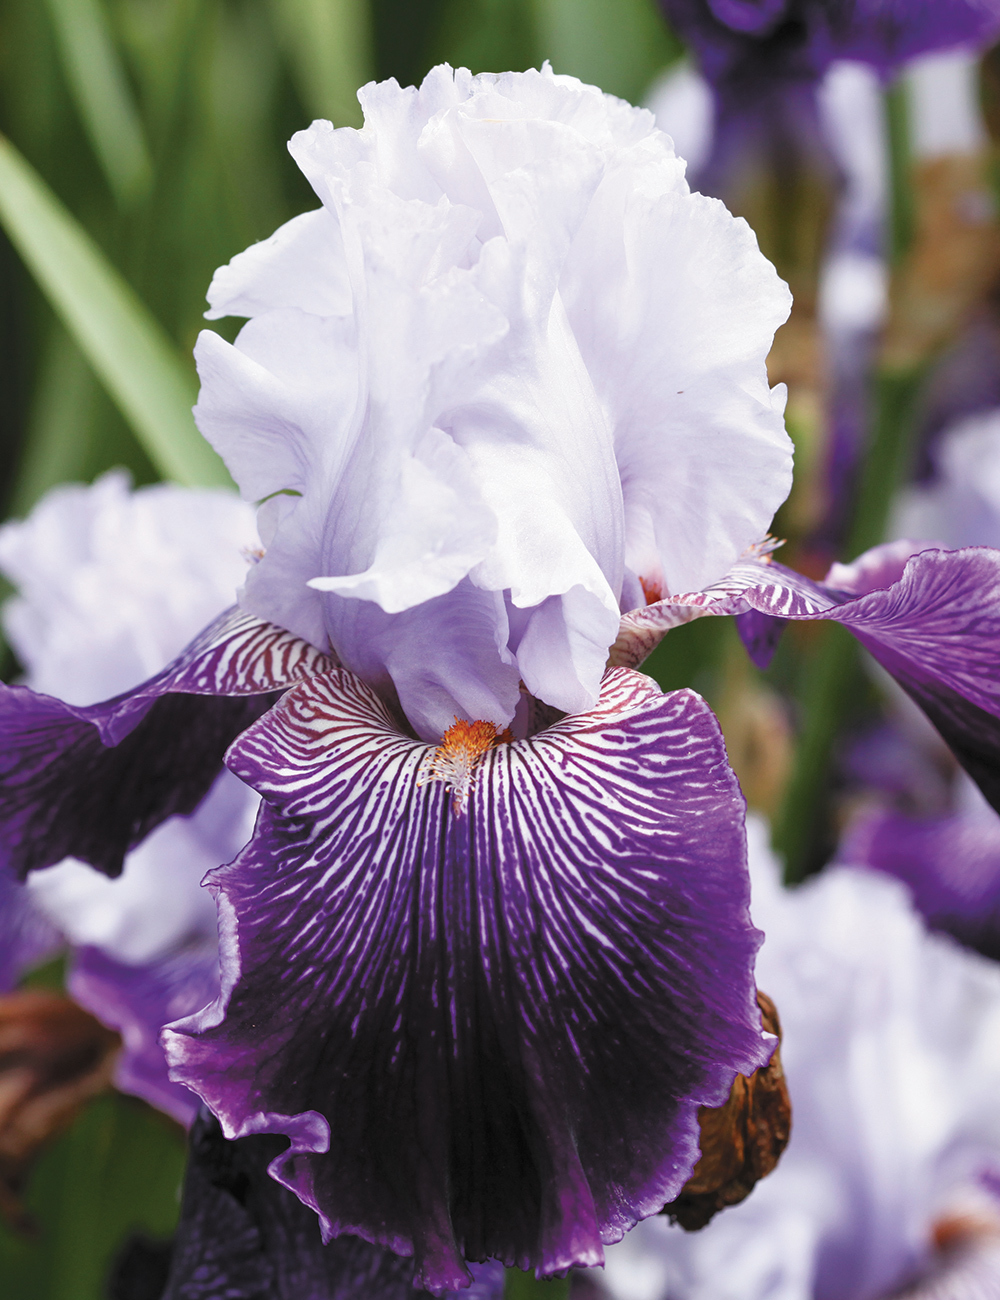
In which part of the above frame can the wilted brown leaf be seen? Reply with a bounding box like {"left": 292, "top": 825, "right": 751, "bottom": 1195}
{"left": 0, "top": 990, "right": 120, "bottom": 1232}
{"left": 663, "top": 990, "right": 791, "bottom": 1231}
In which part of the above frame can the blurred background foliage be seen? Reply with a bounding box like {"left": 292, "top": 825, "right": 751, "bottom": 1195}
{"left": 0, "top": 0, "right": 680, "bottom": 524}
{"left": 0, "top": 2, "right": 681, "bottom": 1295}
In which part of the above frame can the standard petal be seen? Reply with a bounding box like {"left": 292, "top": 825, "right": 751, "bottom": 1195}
{"left": 162, "top": 1109, "right": 504, "bottom": 1300}
{"left": 205, "top": 207, "right": 351, "bottom": 321}
{"left": 0, "top": 608, "right": 331, "bottom": 878}
{"left": 321, "top": 577, "right": 520, "bottom": 742}
{"left": 560, "top": 145, "right": 792, "bottom": 596}
{"left": 165, "top": 666, "right": 767, "bottom": 1290}
{"left": 615, "top": 545, "right": 1000, "bottom": 813}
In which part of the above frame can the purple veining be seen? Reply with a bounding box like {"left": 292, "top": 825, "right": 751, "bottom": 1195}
{"left": 165, "top": 665, "right": 768, "bottom": 1291}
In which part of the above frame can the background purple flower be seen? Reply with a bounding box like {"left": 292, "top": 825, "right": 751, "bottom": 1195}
{"left": 595, "top": 818, "right": 1000, "bottom": 1300}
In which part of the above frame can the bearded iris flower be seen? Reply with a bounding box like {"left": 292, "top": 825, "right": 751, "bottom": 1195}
{"left": 3, "top": 64, "right": 1000, "bottom": 1291}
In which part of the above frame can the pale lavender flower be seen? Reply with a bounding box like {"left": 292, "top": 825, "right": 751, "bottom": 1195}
{"left": 0, "top": 472, "right": 260, "bottom": 1125}
{"left": 597, "top": 818, "right": 1000, "bottom": 1300}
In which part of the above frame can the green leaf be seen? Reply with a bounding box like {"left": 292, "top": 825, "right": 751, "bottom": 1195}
{"left": 0, "top": 135, "right": 230, "bottom": 488}
{"left": 0, "top": 1093, "right": 186, "bottom": 1300}
{"left": 43, "top": 0, "right": 153, "bottom": 208}
{"left": 531, "top": 0, "right": 681, "bottom": 103}
{"left": 268, "top": 0, "right": 374, "bottom": 127}
{"left": 774, "top": 369, "right": 925, "bottom": 884}
{"left": 504, "top": 1269, "right": 572, "bottom": 1300}
{"left": 8, "top": 325, "right": 96, "bottom": 516}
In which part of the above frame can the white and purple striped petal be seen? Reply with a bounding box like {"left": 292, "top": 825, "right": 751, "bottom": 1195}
{"left": 614, "top": 544, "right": 1000, "bottom": 814}
{"left": 0, "top": 608, "right": 332, "bottom": 879}
{"left": 164, "top": 665, "right": 768, "bottom": 1291}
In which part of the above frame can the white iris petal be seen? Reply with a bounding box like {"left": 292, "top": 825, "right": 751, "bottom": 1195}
{"left": 193, "top": 63, "right": 792, "bottom": 741}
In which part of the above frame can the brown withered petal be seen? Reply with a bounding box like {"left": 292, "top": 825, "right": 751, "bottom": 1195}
{"left": 0, "top": 989, "right": 120, "bottom": 1232}
{"left": 663, "top": 990, "right": 791, "bottom": 1231}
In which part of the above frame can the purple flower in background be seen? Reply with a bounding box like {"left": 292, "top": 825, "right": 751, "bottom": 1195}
{"left": 658, "top": 0, "right": 1000, "bottom": 200}
{"left": 4, "top": 63, "right": 1000, "bottom": 1293}
{"left": 0, "top": 472, "right": 261, "bottom": 1125}
{"left": 842, "top": 780, "right": 1000, "bottom": 961}
{"left": 595, "top": 818, "right": 1000, "bottom": 1300}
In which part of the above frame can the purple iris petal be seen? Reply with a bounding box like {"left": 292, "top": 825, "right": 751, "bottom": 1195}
{"left": 620, "top": 544, "right": 1000, "bottom": 812}
{"left": 165, "top": 666, "right": 767, "bottom": 1290}
{"left": 661, "top": 0, "right": 1000, "bottom": 88}
{"left": 0, "top": 870, "right": 58, "bottom": 991}
{"left": 706, "top": 0, "right": 789, "bottom": 36}
{"left": 843, "top": 806, "right": 1000, "bottom": 960}
{"left": 0, "top": 607, "right": 331, "bottom": 879}
{"left": 163, "top": 1109, "right": 504, "bottom": 1300}
{"left": 70, "top": 941, "right": 221, "bottom": 1127}
{"left": 735, "top": 607, "right": 789, "bottom": 671}
{"left": 834, "top": 0, "right": 1000, "bottom": 70}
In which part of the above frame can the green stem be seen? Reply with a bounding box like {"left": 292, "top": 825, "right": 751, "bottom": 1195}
{"left": 772, "top": 622, "right": 859, "bottom": 883}
{"left": 774, "top": 369, "right": 923, "bottom": 884}
{"left": 846, "top": 368, "right": 924, "bottom": 559}
{"left": 504, "top": 1269, "right": 572, "bottom": 1300}
{"left": 884, "top": 78, "right": 915, "bottom": 266}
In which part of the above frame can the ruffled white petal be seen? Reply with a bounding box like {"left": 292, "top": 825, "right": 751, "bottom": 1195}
{"left": 0, "top": 471, "right": 259, "bottom": 702}
{"left": 196, "top": 64, "right": 791, "bottom": 736}
{"left": 205, "top": 207, "right": 351, "bottom": 321}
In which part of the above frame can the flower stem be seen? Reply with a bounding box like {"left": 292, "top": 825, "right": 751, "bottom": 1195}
{"left": 774, "top": 368, "right": 923, "bottom": 883}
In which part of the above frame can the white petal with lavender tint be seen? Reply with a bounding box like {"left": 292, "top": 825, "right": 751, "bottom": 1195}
{"left": 196, "top": 64, "right": 791, "bottom": 737}
{"left": 0, "top": 471, "right": 260, "bottom": 703}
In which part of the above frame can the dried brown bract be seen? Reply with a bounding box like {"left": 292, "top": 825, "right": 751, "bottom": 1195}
{"left": 0, "top": 990, "right": 120, "bottom": 1232}
{"left": 663, "top": 990, "right": 791, "bottom": 1231}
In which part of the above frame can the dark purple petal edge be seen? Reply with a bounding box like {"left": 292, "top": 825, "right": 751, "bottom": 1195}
{"left": 162, "top": 1107, "right": 504, "bottom": 1300}
{"left": 0, "top": 608, "right": 331, "bottom": 879}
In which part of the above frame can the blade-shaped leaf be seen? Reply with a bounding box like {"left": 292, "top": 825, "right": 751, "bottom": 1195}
{"left": 268, "top": 0, "right": 373, "bottom": 127}
{"left": 43, "top": 0, "right": 152, "bottom": 209}
{"left": 532, "top": 0, "right": 681, "bottom": 104}
{"left": 0, "top": 136, "right": 231, "bottom": 488}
